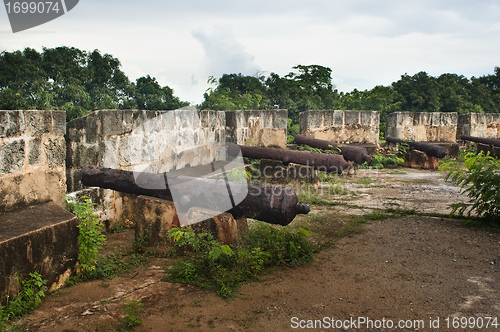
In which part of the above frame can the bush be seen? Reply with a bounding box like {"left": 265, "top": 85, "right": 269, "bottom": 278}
{"left": 440, "top": 151, "right": 500, "bottom": 222}
{"left": 165, "top": 224, "right": 314, "bottom": 299}
{"left": 66, "top": 196, "right": 106, "bottom": 276}
{"left": 0, "top": 272, "right": 47, "bottom": 329}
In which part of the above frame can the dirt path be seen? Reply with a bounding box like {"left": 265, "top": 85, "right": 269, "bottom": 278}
{"left": 17, "top": 169, "right": 500, "bottom": 331}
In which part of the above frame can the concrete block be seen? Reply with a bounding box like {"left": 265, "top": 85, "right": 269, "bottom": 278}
{"left": 0, "top": 139, "right": 25, "bottom": 175}
{"left": 0, "top": 203, "right": 78, "bottom": 298}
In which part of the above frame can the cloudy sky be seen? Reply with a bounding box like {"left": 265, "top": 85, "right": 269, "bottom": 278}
{"left": 1, "top": 0, "right": 499, "bottom": 104}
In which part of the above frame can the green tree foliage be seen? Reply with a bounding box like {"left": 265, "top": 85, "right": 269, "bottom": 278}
{"left": 201, "top": 65, "right": 337, "bottom": 125}
{"left": 201, "top": 73, "right": 267, "bottom": 111}
{"left": 134, "top": 75, "right": 189, "bottom": 110}
{"left": 0, "top": 47, "right": 188, "bottom": 121}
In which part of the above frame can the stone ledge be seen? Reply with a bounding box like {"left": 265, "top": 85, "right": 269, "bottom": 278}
{"left": 0, "top": 203, "right": 78, "bottom": 300}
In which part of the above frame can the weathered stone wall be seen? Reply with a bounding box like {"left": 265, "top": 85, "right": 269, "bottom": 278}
{"left": 66, "top": 109, "right": 226, "bottom": 222}
{"left": 0, "top": 110, "right": 66, "bottom": 212}
{"left": 386, "top": 112, "right": 458, "bottom": 142}
{"left": 225, "top": 110, "right": 288, "bottom": 148}
{"left": 299, "top": 110, "right": 380, "bottom": 145}
{"left": 457, "top": 113, "right": 500, "bottom": 139}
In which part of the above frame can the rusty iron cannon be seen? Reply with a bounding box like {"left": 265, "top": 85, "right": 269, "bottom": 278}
{"left": 386, "top": 136, "right": 448, "bottom": 158}
{"left": 294, "top": 134, "right": 372, "bottom": 164}
{"left": 460, "top": 135, "right": 500, "bottom": 147}
{"left": 228, "top": 143, "right": 351, "bottom": 174}
{"left": 81, "top": 165, "right": 310, "bottom": 226}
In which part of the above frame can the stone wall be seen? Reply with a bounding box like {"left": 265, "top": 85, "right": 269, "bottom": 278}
{"left": 0, "top": 110, "right": 66, "bottom": 212}
{"left": 386, "top": 112, "right": 458, "bottom": 142}
{"left": 299, "top": 110, "right": 380, "bottom": 145}
{"left": 457, "top": 113, "right": 500, "bottom": 139}
{"left": 225, "top": 110, "right": 288, "bottom": 148}
{"left": 66, "top": 109, "right": 226, "bottom": 222}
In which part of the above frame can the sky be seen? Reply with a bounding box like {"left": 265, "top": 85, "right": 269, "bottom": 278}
{"left": 1, "top": 0, "right": 499, "bottom": 105}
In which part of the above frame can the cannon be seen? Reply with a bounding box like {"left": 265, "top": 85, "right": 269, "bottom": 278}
{"left": 460, "top": 135, "right": 500, "bottom": 147}
{"left": 229, "top": 144, "right": 351, "bottom": 174}
{"left": 385, "top": 136, "right": 448, "bottom": 158}
{"left": 81, "top": 165, "right": 310, "bottom": 226}
{"left": 294, "top": 134, "right": 372, "bottom": 164}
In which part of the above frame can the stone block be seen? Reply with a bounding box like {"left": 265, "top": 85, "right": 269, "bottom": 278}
{"left": 0, "top": 139, "right": 25, "bottom": 175}
{"left": 28, "top": 138, "right": 42, "bottom": 165}
{"left": 98, "top": 138, "right": 119, "bottom": 168}
{"left": 85, "top": 114, "right": 99, "bottom": 144}
{"left": 345, "top": 110, "right": 360, "bottom": 126}
{"left": 323, "top": 111, "right": 334, "bottom": 127}
{"left": 272, "top": 109, "right": 288, "bottom": 130}
{"left": 0, "top": 202, "right": 78, "bottom": 298}
{"left": 24, "top": 110, "right": 52, "bottom": 136}
{"left": 403, "top": 150, "right": 439, "bottom": 170}
{"left": 161, "top": 110, "right": 176, "bottom": 132}
{"left": 119, "top": 136, "right": 143, "bottom": 167}
{"left": 142, "top": 135, "right": 160, "bottom": 162}
{"left": 75, "top": 144, "right": 98, "bottom": 167}
{"left": 52, "top": 111, "right": 66, "bottom": 136}
{"left": 99, "top": 110, "right": 124, "bottom": 136}
{"left": 0, "top": 110, "right": 22, "bottom": 138}
{"left": 122, "top": 110, "right": 134, "bottom": 134}
{"left": 360, "top": 111, "right": 372, "bottom": 126}
{"left": 44, "top": 137, "right": 66, "bottom": 167}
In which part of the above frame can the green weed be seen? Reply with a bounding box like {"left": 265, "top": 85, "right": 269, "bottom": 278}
{"left": 121, "top": 299, "right": 143, "bottom": 330}
{"left": 164, "top": 224, "right": 314, "bottom": 299}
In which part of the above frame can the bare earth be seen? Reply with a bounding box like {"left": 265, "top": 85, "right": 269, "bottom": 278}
{"left": 17, "top": 169, "right": 500, "bottom": 331}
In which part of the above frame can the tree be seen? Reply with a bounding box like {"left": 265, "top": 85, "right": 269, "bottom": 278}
{"left": 200, "top": 74, "right": 267, "bottom": 111}
{"left": 392, "top": 71, "right": 442, "bottom": 113}
{"left": 0, "top": 47, "right": 188, "bottom": 120}
{"left": 134, "top": 75, "right": 189, "bottom": 110}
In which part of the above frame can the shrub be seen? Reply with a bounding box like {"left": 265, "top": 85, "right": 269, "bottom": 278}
{"left": 0, "top": 272, "right": 47, "bottom": 329}
{"left": 165, "top": 224, "right": 314, "bottom": 299}
{"left": 66, "top": 196, "right": 106, "bottom": 275}
{"left": 440, "top": 151, "right": 500, "bottom": 222}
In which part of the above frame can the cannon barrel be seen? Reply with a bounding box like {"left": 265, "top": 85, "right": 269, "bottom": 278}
{"left": 294, "top": 134, "right": 372, "bottom": 164}
{"left": 81, "top": 165, "right": 310, "bottom": 226}
{"left": 460, "top": 135, "right": 500, "bottom": 147}
{"left": 230, "top": 144, "right": 350, "bottom": 174}
{"left": 386, "top": 136, "right": 448, "bottom": 158}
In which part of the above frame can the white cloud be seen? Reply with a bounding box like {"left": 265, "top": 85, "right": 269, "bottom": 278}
{"left": 192, "top": 26, "right": 260, "bottom": 78}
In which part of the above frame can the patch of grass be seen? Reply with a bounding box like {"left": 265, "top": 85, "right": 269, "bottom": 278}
{"left": 164, "top": 224, "right": 314, "bottom": 299}
{"left": 354, "top": 177, "right": 372, "bottom": 185}
{"left": 0, "top": 272, "right": 47, "bottom": 330}
{"left": 400, "top": 179, "right": 432, "bottom": 184}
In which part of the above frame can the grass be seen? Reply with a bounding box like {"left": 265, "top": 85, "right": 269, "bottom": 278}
{"left": 164, "top": 224, "right": 315, "bottom": 299}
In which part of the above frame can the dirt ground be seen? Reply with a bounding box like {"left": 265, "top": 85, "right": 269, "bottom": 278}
{"left": 16, "top": 168, "right": 500, "bottom": 331}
